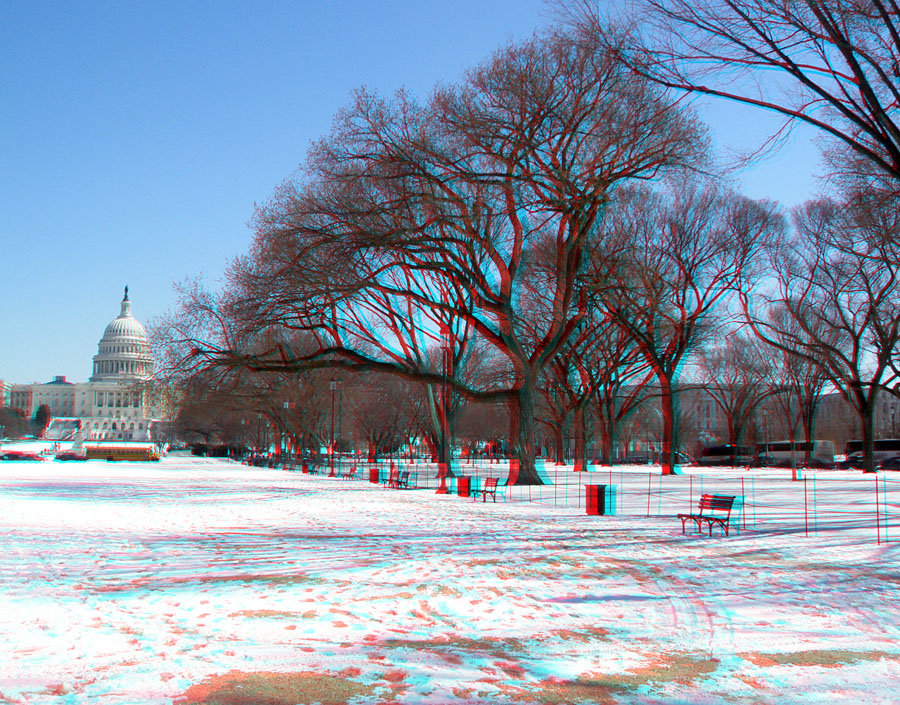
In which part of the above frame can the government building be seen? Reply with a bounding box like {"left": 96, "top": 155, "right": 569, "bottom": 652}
{"left": 9, "top": 288, "right": 161, "bottom": 441}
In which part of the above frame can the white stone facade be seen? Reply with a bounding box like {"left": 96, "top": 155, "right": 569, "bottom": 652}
{"left": 11, "top": 288, "right": 160, "bottom": 441}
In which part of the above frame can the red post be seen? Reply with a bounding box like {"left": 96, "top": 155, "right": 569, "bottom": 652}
{"left": 741, "top": 476, "right": 746, "bottom": 530}
{"left": 804, "top": 476, "right": 808, "bottom": 537}
{"left": 578, "top": 464, "right": 583, "bottom": 508}
{"left": 877, "top": 475, "right": 881, "bottom": 545}
{"left": 647, "top": 472, "right": 652, "bottom": 517}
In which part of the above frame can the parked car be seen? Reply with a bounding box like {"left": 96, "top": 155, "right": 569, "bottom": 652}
{"left": 55, "top": 451, "right": 87, "bottom": 461}
{"left": 656, "top": 451, "right": 694, "bottom": 466}
{"left": 610, "top": 454, "right": 653, "bottom": 465}
{"left": 697, "top": 445, "right": 754, "bottom": 467}
{"left": 0, "top": 450, "right": 45, "bottom": 461}
{"left": 877, "top": 456, "right": 900, "bottom": 471}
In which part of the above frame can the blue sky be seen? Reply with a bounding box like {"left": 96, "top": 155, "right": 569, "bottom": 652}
{"left": 0, "top": 1, "right": 822, "bottom": 385}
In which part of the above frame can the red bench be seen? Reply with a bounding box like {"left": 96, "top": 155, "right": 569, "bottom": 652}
{"left": 386, "top": 467, "right": 400, "bottom": 488}
{"left": 677, "top": 494, "right": 736, "bottom": 536}
{"left": 473, "top": 477, "right": 500, "bottom": 502}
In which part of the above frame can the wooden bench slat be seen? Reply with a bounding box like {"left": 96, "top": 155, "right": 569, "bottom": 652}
{"left": 677, "top": 493, "right": 736, "bottom": 537}
{"left": 473, "top": 477, "right": 500, "bottom": 502}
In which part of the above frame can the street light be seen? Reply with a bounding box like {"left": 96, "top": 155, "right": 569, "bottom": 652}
{"left": 436, "top": 325, "right": 451, "bottom": 494}
{"left": 283, "top": 401, "right": 293, "bottom": 463}
{"left": 892, "top": 405, "right": 896, "bottom": 438}
{"left": 329, "top": 377, "right": 336, "bottom": 477}
{"left": 337, "top": 379, "right": 343, "bottom": 462}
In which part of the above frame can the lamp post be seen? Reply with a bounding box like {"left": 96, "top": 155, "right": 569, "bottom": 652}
{"left": 329, "top": 378, "right": 336, "bottom": 477}
{"left": 283, "top": 401, "right": 294, "bottom": 463}
{"left": 892, "top": 405, "right": 896, "bottom": 438}
{"left": 337, "top": 379, "right": 343, "bottom": 466}
{"left": 436, "top": 324, "right": 451, "bottom": 494}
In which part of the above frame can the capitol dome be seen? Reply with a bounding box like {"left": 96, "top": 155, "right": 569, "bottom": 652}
{"left": 90, "top": 287, "right": 154, "bottom": 381}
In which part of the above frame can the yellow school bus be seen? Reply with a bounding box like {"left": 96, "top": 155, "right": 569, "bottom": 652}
{"left": 84, "top": 445, "right": 161, "bottom": 462}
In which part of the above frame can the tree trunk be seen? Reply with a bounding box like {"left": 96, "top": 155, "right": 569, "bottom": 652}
{"left": 573, "top": 403, "right": 586, "bottom": 472}
{"left": 425, "top": 383, "right": 454, "bottom": 474}
{"left": 508, "top": 382, "right": 544, "bottom": 485}
{"left": 801, "top": 393, "right": 820, "bottom": 462}
{"left": 597, "top": 414, "right": 612, "bottom": 465}
{"left": 659, "top": 374, "right": 681, "bottom": 476}
{"left": 553, "top": 422, "right": 565, "bottom": 465}
{"left": 861, "top": 402, "right": 877, "bottom": 474}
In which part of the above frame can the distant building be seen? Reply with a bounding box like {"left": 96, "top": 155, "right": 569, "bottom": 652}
{"left": 9, "top": 288, "right": 161, "bottom": 441}
{"left": 0, "top": 380, "right": 10, "bottom": 407}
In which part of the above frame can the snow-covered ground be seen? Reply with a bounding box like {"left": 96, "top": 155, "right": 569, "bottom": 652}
{"left": 2, "top": 451, "right": 899, "bottom": 704}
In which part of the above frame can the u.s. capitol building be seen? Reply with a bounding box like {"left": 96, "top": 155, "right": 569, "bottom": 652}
{"left": 9, "top": 288, "right": 162, "bottom": 441}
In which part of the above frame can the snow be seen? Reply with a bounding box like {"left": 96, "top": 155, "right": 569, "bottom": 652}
{"left": 1, "top": 451, "right": 899, "bottom": 704}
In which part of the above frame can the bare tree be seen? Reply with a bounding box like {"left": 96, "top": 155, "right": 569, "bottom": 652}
{"left": 590, "top": 182, "right": 782, "bottom": 474}
{"left": 759, "top": 305, "right": 831, "bottom": 462}
{"left": 570, "top": 0, "right": 900, "bottom": 188}
{"left": 582, "top": 313, "right": 656, "bottom": 465}
{"left": 346, "top": 374, "right": 419, "bottom": 462}
{"left": 164, "top": 31, "right": 703, "bottom": 485}
{"left": 742, "top": 196, "right": 900, "bottom": 472}
{"left": 697, "top": 331, "right": 774, "bottom": 447}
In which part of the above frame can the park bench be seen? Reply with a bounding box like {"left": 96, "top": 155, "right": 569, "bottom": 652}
{"left": 398, "top": 470, "right": 417, "bottom": 489}
{"left": 339, "top": 465, "right": 358, "bottom": 480}
{"left": 389, "top": 469, "right": 415, "bottom": 489}
{"left": 677, "top": 494, "right": 737, "bottom": 537}
{"left": 473, "top": 477, "right": 501, "bottom": 502}
{"left": 385, "top": 466, "right": 400, "bottom": 488}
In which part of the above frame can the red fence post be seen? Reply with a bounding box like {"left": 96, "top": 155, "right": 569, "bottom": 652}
{"left": 804, "top": 476, "right": 809, "bottom": 537}
{"left": 647, "top": 472, "right": 652, "bottom": 517}
{"left": 741, "top": 476, "right": 746, "bottom": 531}
{"left": 877, "top": 475, "right": 881, "bottom": 545}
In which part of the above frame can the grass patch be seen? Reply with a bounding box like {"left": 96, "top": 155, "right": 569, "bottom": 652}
{"left": 535, "top": 627, "right": 611, "bottom": 644}
{"left": 228, "top": 610, "right": 298, "bottom": 620}
{"left": 93, "top": 572, "right": 325, "bottom": 593}
{"left": 175, "top": 670, "right": 376, "bottom": 705}
{"left": 381, "top": 635, "right": 527, "bottom": 659}
{"left": 742, "top": 649, "right": 895, "bottom": 668}
{"left": 515, "top": 653, "right": 720, "bottom": 704}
